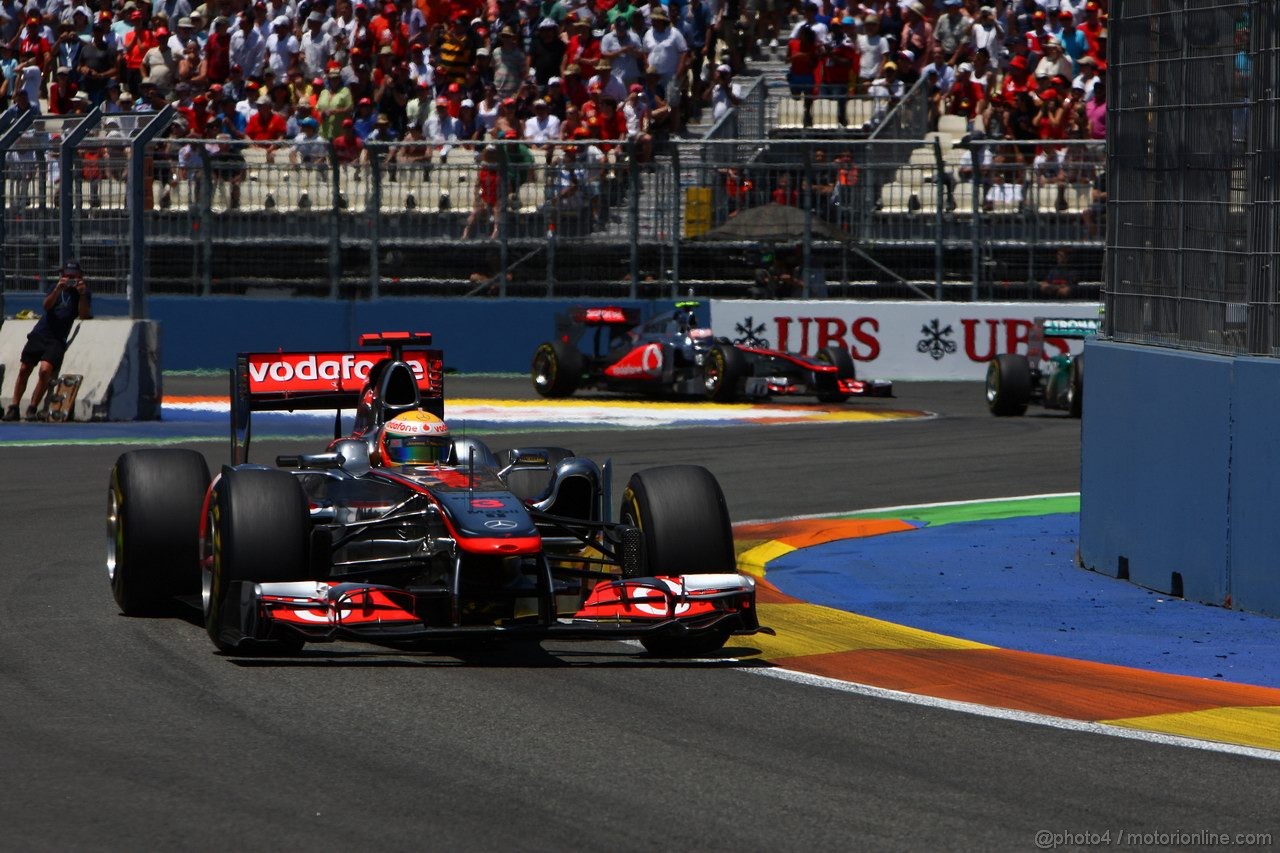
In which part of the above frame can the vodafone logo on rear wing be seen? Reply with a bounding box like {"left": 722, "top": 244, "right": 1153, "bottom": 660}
{"left": 244, "top": 352, "right": 436, "bottom": 395}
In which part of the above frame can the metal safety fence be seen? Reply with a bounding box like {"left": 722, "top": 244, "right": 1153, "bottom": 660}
{"left": 0, "top": 128, "right": 1103, "bottom": 306}
{"left": 1107, "top": 0, "right": 1268, "bottom": 355}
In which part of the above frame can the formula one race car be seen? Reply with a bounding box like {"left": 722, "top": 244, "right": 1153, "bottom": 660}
{"left": 531, "top": 302, "right": 892, "bottom": 403}
{"left": 107, "top": 332, "right": 763, "bottom": 657}
{"left": 985, "top": 316, "right": 1100, "bottom": 418}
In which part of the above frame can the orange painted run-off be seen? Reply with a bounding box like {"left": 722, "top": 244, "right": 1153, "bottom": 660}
{"left": 779, "top": 647, "right": 1280, "bottom": 722}
{"left": 736, "top": 518, "right": 914, "bottom": 550}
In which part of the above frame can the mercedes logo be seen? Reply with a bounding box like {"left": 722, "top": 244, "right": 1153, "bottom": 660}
{"left": 484, "top": 519, "right": 519, "bottom": 530}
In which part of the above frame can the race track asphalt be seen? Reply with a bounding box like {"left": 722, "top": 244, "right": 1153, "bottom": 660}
{"left": 2, "top": 378, "right": 1278, "bottom": 851}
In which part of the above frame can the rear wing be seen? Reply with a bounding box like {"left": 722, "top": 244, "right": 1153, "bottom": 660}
{"left": 231, "top": 332, "right": 443, "bottom": 464}
{"left": 1027, "top": 316, "right": 1101, "bottom": 362}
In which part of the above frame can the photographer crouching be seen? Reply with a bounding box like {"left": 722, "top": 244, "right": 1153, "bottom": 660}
{"left": 4, "top": 260, "right": 91, "bottom": 422}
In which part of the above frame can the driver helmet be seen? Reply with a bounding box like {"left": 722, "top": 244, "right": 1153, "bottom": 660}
{"left": 378, "top": 411, "right": 452, "bottom": 466}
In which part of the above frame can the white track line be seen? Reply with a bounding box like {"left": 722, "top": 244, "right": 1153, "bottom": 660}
{"left": 749, "top": 667, "right": 1280, "bottom": 762}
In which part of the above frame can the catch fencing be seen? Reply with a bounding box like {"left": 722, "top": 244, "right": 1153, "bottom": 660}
{"left": 0, "top": 124, "right": 1103, "bottom": 308}
{"left": 1107, "top": 0, "right": 1274, "bottom": 355}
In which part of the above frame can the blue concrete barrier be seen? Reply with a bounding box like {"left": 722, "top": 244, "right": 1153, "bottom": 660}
{"left": 1081, "top": 339, "right": 1280, "bottom": 617}
{"left": 3, "top": 294, "right": 651, "bottom": 372}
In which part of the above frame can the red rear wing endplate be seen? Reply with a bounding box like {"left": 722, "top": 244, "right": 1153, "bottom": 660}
{"left": 231, "top": 338, "right": 444, "bottom": 464}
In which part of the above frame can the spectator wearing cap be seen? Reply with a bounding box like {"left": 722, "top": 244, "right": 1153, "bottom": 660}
{"left": 641, "top": 6, "right": 685, "bottom": 132}
{"left": 523, "top": 95, "right": 561, "bottom": 143}
{"left": 352, "top": 94, "right": 378, "bottom": 138}
{"left": 245, "top": 92, "right": 287, "bottom": 159}
{"left": 14, "top": 44, "right": 43, "bottom": 109}
{"left": 290, "top": 111, "right": 327, "bottom": 166}
{"left": 333, "top": 115, "right": 364, "bottom": 164}
{"left": 363, "top": 111, "right": 399, "bottom": 180}
{"left": 562, "top": 15, "right": 599, "bottom": 76}
{"left": 4, "top": 258, "right": 91, "bottom": 423}
{"left": 856, "top": 14, "right": 890, "bottom": 93}
{"left": 368, "top": 3, "right": 404, "bottom": 57}
{"left": 900, "top": 2, "right": 931, "bottom": 73}
{"left": 423, "top": 94, "right": 462, "bottom": 158}
{"left": 1072, "top": 54, "right": 1099, "bottom": 101}
{"left": 141, "top": 24, "right": 178, "bottom": 96}
{"left": 169, "top": 16, "right": 197, "bottom": 56}
{"left": 285, "top": 97, "right": 314, "bottom": 134}
{"left": 705, "top": 63, "right": 740, "bottom": 122}
{"left": 866, "top": 59, "right": 903, "bottom": 130}
{"left": 600, "top": 15, "right": 644, "bottom": 88}
{"left": 621, "top": 81, "right": 652, "bottom": 157}
{"left": 317, "top": 67, "right": 353, "bottom": 137}
{"left": 820, "top": 17, "right": 857, "bottom": 127}
{"left": 19, "top": 13, "right": 51, "bottom": 71}
{"left": 933, "top": 0, "right": 972, "bottom": 64}
{"left": 405, "top": 76, "right": 433, "bottom": 125}
{"left": 945, "top": 61, "right": 986, "bottom": 129}
{"left": 47, "top": 64, "right": 80, "bottom": 114}
{"left": 492, "top": 25, "right": 526, "bottom": 97}
{"left": 299, "top": 11, "right": 334, "bottom": 78}
{"left": 77, "top": 15, "right": 117, "bottom": 104}
{"left": 406, "top": 41, "right": 432, "bottom": 87}
{"left": 530, "top": 17, "right": 566, "bottom": 87}
{"left": 457, "top": 96, "right": 485, "bottom": 139}
{"left": 587, "top": 58, "right": 626, "bottom": 102}
{"left": 1079, "top": 1, "right": 1106, "bottom": 60}
{"left": 1034, "top": 36, "right": 1072, "bottom": 83}
{"left": 999, "top": 52, "right": 1038, "bottom": 107}
{"left": 120, "top": 7, "right": 156, "bottom": 95}
{"left": 1054, "top": 8, "right": 1089, "bottom": 72}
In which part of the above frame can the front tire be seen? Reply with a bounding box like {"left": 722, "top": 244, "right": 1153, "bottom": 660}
{"left": 108, "top": 449, "right": 211, "bottom": 615}
{"left": 704, "top": 343, "right": 745, "bottom": 403}
{"left": 1067, "top": 354, "right": 1084, "bottom": 419}
{"left": 816, "top": 345, "right": 856, "bottom": 403}
{"left": 204, "top": 468, "right": 310, "bottom": 653}
{"left": 986, "top": 353, "right": 1032, "bottom": 417}
{"left": 619, "top": 465, "right": 736, "bottom": 656}
{"left": 531, "top": 341, "right": 583, "bottom": 398}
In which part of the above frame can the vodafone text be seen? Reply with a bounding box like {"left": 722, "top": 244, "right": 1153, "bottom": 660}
{"left": 247, "top": 354, "right": 427, "bottom": 387}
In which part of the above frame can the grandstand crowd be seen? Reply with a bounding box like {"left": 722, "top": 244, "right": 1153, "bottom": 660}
{"left": 0, "top": 0, "right": 1107, "bottom": 142}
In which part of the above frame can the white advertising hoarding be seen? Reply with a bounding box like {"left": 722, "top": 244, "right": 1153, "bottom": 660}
{"left": 708, "top": 300, "right": 1103, "bottom": 380}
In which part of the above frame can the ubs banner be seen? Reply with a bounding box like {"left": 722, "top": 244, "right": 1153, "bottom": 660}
{"left": 708, "top": 300, "right": 1104, "bottom": 380}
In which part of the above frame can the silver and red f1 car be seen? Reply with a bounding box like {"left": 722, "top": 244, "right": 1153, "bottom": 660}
{"left": 107, "top": 332, "right": 764, "bottom": 656}
{"left": 532, "top": 302, "right": 893, "bottom": 403}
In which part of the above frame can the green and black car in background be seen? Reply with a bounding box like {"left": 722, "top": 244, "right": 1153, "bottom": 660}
{"left": 985, "top": 317, "right": 1101, "bottom": 418}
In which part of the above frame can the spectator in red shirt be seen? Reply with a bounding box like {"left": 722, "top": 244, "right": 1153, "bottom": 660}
{"left": 787, "top": 25, "right": 819, "bottom": 128}
{"left": 945, "top": 61, "right": 986, "bottom": 130}
{"left": 999, "top": 53, "right": 1038, "bottom": 106}
{"left": 820, "top": 17, "right": 858, "bottom": 128}
{"left": 204, "top": 16, "right": 233, "bottom": 84}
{"left": 333, "top": 117, "right": 364, "bottom": 163}
{"left": 121, "top": 9, "right": 157, "bottom": 96}
{"left": 245, "top": 94, "right": 288, "bottom": 161}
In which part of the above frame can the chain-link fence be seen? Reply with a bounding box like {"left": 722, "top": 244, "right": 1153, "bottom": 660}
{"left": 1, "top": 127, "right": 1103, "bottom": 305}
{"left": 1107, "top": 0, "right": 1260, "bottom": 353}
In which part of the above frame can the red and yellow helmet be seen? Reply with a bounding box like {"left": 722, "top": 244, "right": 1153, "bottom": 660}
{"left": 378, "top": 411, "right": 451, "bottom": 466}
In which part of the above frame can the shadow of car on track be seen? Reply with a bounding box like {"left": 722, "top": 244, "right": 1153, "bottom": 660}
{"left": 221, "top": 641, "right": 772, "bottom": 668}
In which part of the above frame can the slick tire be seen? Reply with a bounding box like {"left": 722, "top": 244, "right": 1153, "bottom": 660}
{"left": 986, "top": 353, "right": 1032, "bottom": 417}
{"left": 816, "top": 345, "right": 856, "bottom": 403}
{"left": 204, "top": 468, "right": 309, "bottom": 654}
{"left": 619, "top": 465, "right": 736, "bottom": 656}
{"left": 704, "top": 343, "right": 745, "bottom": 403}
{"left": 108, "top": 449, "right": 211, "bottom": 616}
{"left": 1068, "top": 354, "right": 1084, "bottom": 419}
{"left": 531, "top": 340, "right": 583, "bottom": 398}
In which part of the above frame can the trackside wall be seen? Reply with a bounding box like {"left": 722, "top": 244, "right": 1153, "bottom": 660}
{"left": 1080, "top": 340, "right": 1280, "bottom": 617}
{"left": 1, "top": 295, "right": 1102, "bottom": 376}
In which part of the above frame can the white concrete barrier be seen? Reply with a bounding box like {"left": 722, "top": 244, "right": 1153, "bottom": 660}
{"left": 709, "top": 300, "right": 1104, "bottom": 380}
{"left": 0, "top": 318, "right": 161, "bottom": 420}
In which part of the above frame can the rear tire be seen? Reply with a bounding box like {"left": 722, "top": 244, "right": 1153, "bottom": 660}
{"left": 531, "top": 341, "right": 582, "bottom": 398}
{"left": 1068, "top": 354, "right": 1084, "bottom": 419}
{"left": 618, "top": 465, "right": 736, "bottom": 656}
{"left": 107, "top": 449, "right": 211, "bottom": 616}
{"left": 204, "top": 468, "right": 309, "bottom": 653}
{"left": 816, "top": 345, "right": 856, "bottom": 403}
{"left": 986, "top": 353, "right": 1032, "bottom": 417}
{"left": 703, "top": 343, "right": 745, "bottom": 403}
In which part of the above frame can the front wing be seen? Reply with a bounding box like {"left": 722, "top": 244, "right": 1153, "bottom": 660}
{"left": 212, "top": 574, "right": 762, "bottom": 648}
